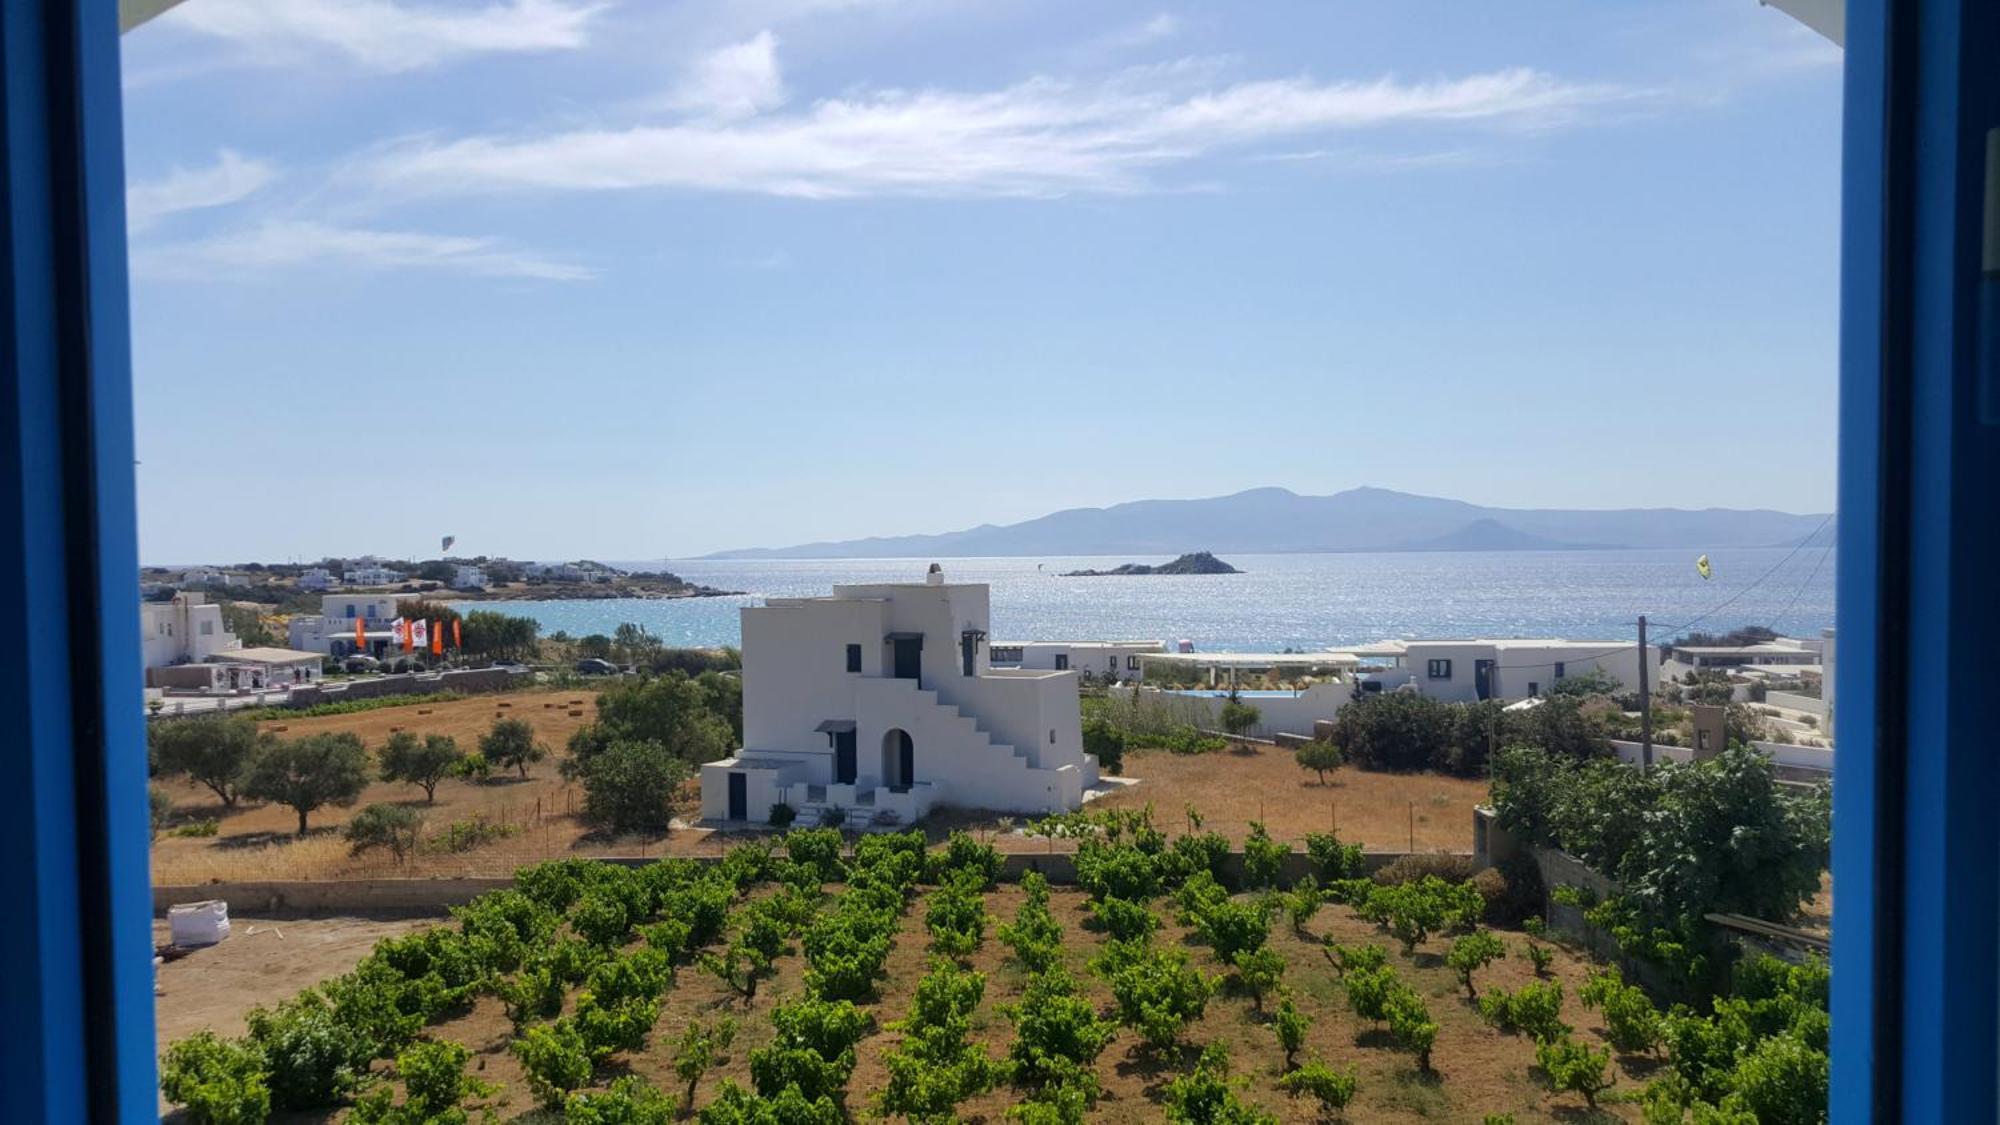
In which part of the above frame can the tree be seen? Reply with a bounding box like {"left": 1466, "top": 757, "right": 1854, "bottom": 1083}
{"left": 344, "top": 804, "right": 423, "bottom": 863}
{"left": 480, "top": 717, "right": 547, "bottom": 778}
{"left": 578, "top": 634, "right": 614, "bottom": 659}
{"left": 1295, "top": 739, "right": 1344, "bottom": 785}
{"left": 218, "top": 601, "right": 277, "bottom": 647}
{"left": 377, "top": 731, "right": 463, "bottom": 802}
{"left": 567, "top": 673, "right": 736, "bottom": 772}
{"left": 1277, "top": 1061, "right": 1356, "bottom": 1117}
{"left": 1082, "top": 715, "right": 1126, "bottom": 776}
{"left": 1384, "top": 986, "right": 1439, "bottom": 1072}
{"left": 151, "top": 716, "right": 260, "bottom": 807}
{"left": 1219, "top": 695, "right": 1262, "bottom": 737}
{"left": 1107, "top": 945, "right": 1213, "bottom": 1049}
{"left": 461, "top": 610, "right": 540, "bottom": 662}
{"left": 674, "top": 1018, "right": 738, "bottom": 1113}
{"left": 1232, "top": 947, "right": 1286, "bottom": 1013}
{"left": 243, "top": 732, "right": 370, "bottom": 835}
{"left": 580, "top": 739, "right": 690, "bottom": 834}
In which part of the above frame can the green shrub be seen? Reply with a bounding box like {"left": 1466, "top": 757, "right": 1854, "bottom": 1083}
{"left": 697, "top": 1080, "right": 843, "bottom": 1125}
{"left": 160, "top": 1031, "right": 272, "bottom": 1125}
{"left": 1480, "top": 980, "right": 1569, "bottom": 1042}
{"left": 1089, "top": 894, "right": 1161, "bottom": 942}
{"left": 1580, "top": 967, "right": 1663, "bottom": 1055}
{"left": 1082, "top": 715, "right": 1126, "bottom": 775}
{"left": 423, "top": 813, "right": 518, "bottom": 854}
{"left": 927, "top": 829, "right": 1003, "bottom": 887}
{"left": 170, "top": 817, "right": 221, "bottom": 838}
{"left": 1278, "top": 1060, "right": 1357, "bottom": 1115}
{"left": 578, "top": 738, "right": 688, "bottom": 834}
{"left": 1188, "top": 894, "right": 1270, "bottom": 962}
{"left": 1537, "top": 1034, "right": 1613, "bottom": 1108}
{"left": 1075, "top": 839, "right": 1161, "bottom": 902}
{"left": 1344, "top": 965, "right": 1398, "bottom": 1026}
{"left": 1723, "top": 1033, "right": 1828, "bottom": 1124}
{"left": 785, "top": 827, "right": 847, "bottom": 884}
{"left": 1323, "top": 941, "right": 1387, "bottom": 979}
{"left": 1285, "top": 875, "right": 1323, "bottom": 935}
{"left": 245, "top": 992, "right": 364, "bottom": 1109}
{"left": 1107, "top": 943, "right": 1213, "bottom": 1049}
{"left": 344, "top": 803, "right": 424, "bottom": 864}
{"left": 572, "top": 890, "right": 633, "bottom": 947}
{"left": 1231, "top": 946, "right": 1286, "bottom": 1013}
{"left": 925, "top": 869, "right": 991, "bottom": 958}
{"left": 1162, "top": 1042, "right": 1275, "bottom": 1125}
{"left": 1526, "top": 941, "right": 1555, "bottom": 977}
{"left": 567, "top": 1075, "right": 678, "bottom": 1125}
{"left": 767, "top": 802, "right": 797, "bottom": 828}
{"left": 1272, "top": 994, "right": 1311, "bottom": 1071}
{"left": 998, "top": 879, "right": 1065, "bottom": 972}
{"left": 510, "top": 1020, "right": 593, "bottom": 1109}
{"left": 350, "top": 1039, "right": 490, "bottom": 1124}
{"left": 1304, "top": 832, "right": 1366, "bottom": 881}
{"left": 750, "top": 996, "right": 872, "bottom": 1102}
{"left": 879, "top": 961, "right": 1003, "bottom": 1122}
{"left": 672, "top": 1017, "right": 738, "bottom": 1112}
{"left": 571, "top": 989, "right": 661, "bottom": 1061}
{"left": 1006, "top": 968, "right": 1117, "bottom": 1089}
{"left": 1445, "top": 930, "right": 1507, "bottom": 999}
{"left": 1240, "top": 820, "right": 1290, "bottom": 889}
{"left": 1385, "top": 985, "right": 1439, "bottom": 1071}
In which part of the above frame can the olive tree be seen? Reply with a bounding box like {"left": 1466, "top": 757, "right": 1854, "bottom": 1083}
{"left": 480, "top": 717, "right": 547, "bottom": 779}
{"left": 150, "top": 716, "right": 260, "bottom": 807}
{"left": 244, "top": 732, "right": 370, "bottom": 835}
{"left": 378, "top": 732, "right": 464, "bottom": 803}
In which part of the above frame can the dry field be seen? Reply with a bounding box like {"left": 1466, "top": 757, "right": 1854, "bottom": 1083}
{"left": 177, "top": 883, "right": 1651, "bottom": 1123}
{"left": 150, "top": 690, "right": 633, "bottom": 884}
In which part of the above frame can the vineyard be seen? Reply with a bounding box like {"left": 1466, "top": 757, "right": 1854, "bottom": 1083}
{"left": 159, "top": 816, "right": 1826, "bottom": 1123}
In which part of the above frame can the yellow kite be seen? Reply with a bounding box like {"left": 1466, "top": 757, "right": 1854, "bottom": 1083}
{"left": 1696, "top": 554, "right": 1712, "bottom": 580}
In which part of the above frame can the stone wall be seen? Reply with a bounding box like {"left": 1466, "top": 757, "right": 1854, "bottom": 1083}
{"left": 284, "top": 666, "right": 534, "bottom": 708}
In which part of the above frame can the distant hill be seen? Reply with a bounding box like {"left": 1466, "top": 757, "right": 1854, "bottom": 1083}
{"left": 701, "top": 486, "right": 1832, "bottom": 559}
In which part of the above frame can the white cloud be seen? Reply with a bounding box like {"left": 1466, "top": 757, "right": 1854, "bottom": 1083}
{"left": 1110, "top": 13, "right": 1182, "bottom": 49}
{"left": 135, "top": 219, "right": 592, "bottom": 281}
{"left": 126, "top": 150, "right": 276, "bottom": 230}
{"left": 162, "top": 0, "right": 605, "bottom": 72}
{"left": 366, "top": 65, "right": 1625, "bottom": 201}
{"left": 666, "top": 31, "right": 786, "bottom": 120}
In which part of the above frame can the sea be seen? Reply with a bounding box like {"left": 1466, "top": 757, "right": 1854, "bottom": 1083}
{"left": 473, "top": 548, "right": 1837, "bottom": 652}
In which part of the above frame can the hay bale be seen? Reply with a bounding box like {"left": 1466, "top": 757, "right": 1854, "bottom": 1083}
{"left": 568, "top": 710, "right": 583, "bottom": 718}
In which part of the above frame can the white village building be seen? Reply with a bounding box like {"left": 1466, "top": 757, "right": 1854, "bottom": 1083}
{"left": 286, "top": 593, "right": 405, "bottom": 657}
{"left": 1349, "top": 638, "right": 1646, "bottom": 703}
{"left": 298, "top": 567, "right": 336, "bottom": 592}
{"left": 343, "top": 564, "right": 404, "bottom": 586}
{"left": 140, "top": 592, "right": 239, "bottom": 671}
{"left": 700, "top": 568, "right": 1097, "bottom": 826}
{"left": 452, "top": 564, "right": 488, "bottom": 590}
{"left": 987, "top": 640, "right": 1166, "bottom": 682}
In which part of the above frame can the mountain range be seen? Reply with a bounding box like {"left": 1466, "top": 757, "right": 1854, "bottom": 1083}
{"left": 700, "top": 487, "right": 1833, "bottom": 560}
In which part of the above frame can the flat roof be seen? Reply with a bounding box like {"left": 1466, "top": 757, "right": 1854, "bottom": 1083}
{"left": 1141, "top": 651, "right": 1360, "bottom": 667}
{"left": 1671, "top": 643, "right": 1815, "bottom": 656}
{"left": 210, "top": 646, "right": 323, "bottom": 665}
{"left": 990, "top": 640, "right": 1166, "bottom": 649}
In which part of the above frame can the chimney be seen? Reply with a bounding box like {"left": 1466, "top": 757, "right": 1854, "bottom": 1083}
{"left": 926, "top": 563, "right": 944, "bottom": 586}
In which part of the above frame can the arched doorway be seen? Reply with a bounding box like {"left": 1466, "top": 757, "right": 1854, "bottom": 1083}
{"left": 882, "top": 728, "right": 914, "bottom": 791}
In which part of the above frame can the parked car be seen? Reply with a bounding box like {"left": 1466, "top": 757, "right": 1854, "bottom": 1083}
{"left": 575, "top": 658, "right": 620, "bottom": 676}
{"left": 341, "top": 654, "right": 380, "bottom": 673}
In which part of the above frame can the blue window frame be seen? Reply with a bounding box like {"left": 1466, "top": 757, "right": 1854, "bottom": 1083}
{"left": 0, "top": 1, "right": 1992, "bottom": 1120}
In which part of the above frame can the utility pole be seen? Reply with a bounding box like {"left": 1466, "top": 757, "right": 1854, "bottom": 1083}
{"left": 1638, "top": 615, "right": 1653, "bottom": 770}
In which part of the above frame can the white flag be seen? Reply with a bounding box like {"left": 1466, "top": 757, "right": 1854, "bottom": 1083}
{"left": 411, "top": 619, "right": 429, "bottom": 648}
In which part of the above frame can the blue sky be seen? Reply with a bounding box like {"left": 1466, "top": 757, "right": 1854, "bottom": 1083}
{"left": 121, "top": 0, "right": 1842, "bottom": 563}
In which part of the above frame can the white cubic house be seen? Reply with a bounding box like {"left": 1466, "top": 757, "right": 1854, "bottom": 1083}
{"left": 700, "top": 570, "right": 1097, "bottom": 826}
{"left": 287, "top": 593, "right": 404, "bottom": 657}
{"left": 1353, "top": 638, "right": 1647, "bottom": 703}
{"left": 988, "top": 640, "right": 1166, "bottom": 682}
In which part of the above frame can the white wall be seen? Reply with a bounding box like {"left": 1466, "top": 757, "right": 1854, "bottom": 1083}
{"left": 139, "top": 594, "right": 239, "bottom": 669}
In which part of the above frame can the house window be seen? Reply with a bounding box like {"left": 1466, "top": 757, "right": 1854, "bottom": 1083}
{"left": 845, "top": 643, "right": 861, "bottom": 673}
{"left": 1127, "top": 655, "right": 1139, "bottom": 670}
{"left": 1049, "top": 729, "right": 1056, "bottom": 744}
{"left": 1108, "top": 656, "right": 1117, "bottom": 671}
{"left": 345, "top": 605, "right": 356, "bottom": 618}
{"left": 1054, "top": 654, "right": 1069, "bottom": 671}
{"left": 1553, "top": 662, "right": 1566, "bottom": 680}
{"left": 199, "top": 621, "right": 213, "bottom": 636}
{"left": 1529, "top": 682, "right": 1540, "bottom": 697}
{"left": 1427, "top": 658, "right": 1452, "bottom": 679}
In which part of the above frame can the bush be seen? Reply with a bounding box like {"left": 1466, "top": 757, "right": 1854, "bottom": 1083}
{"left": 1189, "top": 895, "right": 1270, "bottom": 962}
{"left": 160, "top": 1031, "right": 271, "bottom": 1125}
{"left": 1278, "top": 1060, "right": 1358, "bottom": 1115}
{"left": 925, "top": 870, "right": 992, "bottom": 958}
{"left": 344, "top": 803, "right": 424, "bottom": 864}
{"left": 1295, "top": 739, "right": 1344, "bottom": 784}
{"left": 785, "top": 827, "right": 847, "bottom": 884}
{"left": 768, "top": 801, "right": 797, "bottom": 828}
{"left": 698, "top": 1080, "right": 843, "bottom": 1125}
{"left": 1285, "top": 876, "right": 1323, "bottom": 935}
{"left": 1385, "top": 985, "right": 1439, "bottom": 1071}
{"left": 1324, "top": 941, "right": 1387, "bottom": 979}
{"left": 1304, "top": 831, "right": 1367, "bottom": 881}
{"left": 879, "top": 961, "right": 1003, "bottom": 1122}
{"left": 245, "top": 992, "right": 364, "bottom": 1109}
{"left": 998, "top": 875, "right": 1065, "bottom": 972}
{"left": 1580, "top": 967, "right": 1662, "bottom": 1055}
{"left": 1089, "top": 894, "right": 1160, "bottom": 942}
{"left": 672, "top": 1017, "right": 739, "bottom": 1112}
{"left": 1231, "top": 946, "right": 1286, "bottom": 1012}
{"left": 579, "top": 738, "right": 689, "bottom": 834}
{"left": 423, "top": 813, "right": 519, "bottom": 855}
{"left": 1373, "top": 852, "right": 1476, "bottom": 886}
{"left": 1537, "top": 1035, "right": 1613, "bottom": 1108}
{"left": 1361, "top": 876, "right": 1484, "bottom": 953}
{"left": 1082, "top": 715, "right": 1126, "bottom": 776}
{"left": 1446, "top": 930, "right": 1508, "bottom": 999}
{"left": 511, "top": 1020, "right": 593, "bottom": 1108}
{"left": 567, "top": 1075, "right": 678, "bottom": 1125}
{"left": 1344, "top": 964, "right": 1398, "bottom": 1026}
{"left": 1162, "top": 1042, "right": 1274, "bottom": 1125}
{"left": 1480, "top": 980, "right": 1569, "bottom": 1042}
{"left": 150, "top": 785, "right": 175, "bottom": 837}
{"left": 1272, "top": 994, "right": 1311, "bottom": 1070}
{"left": 350, "top": 1038, "right": 490, "bottom": 1124}
{"left": 1075, "top": 839, "right": 1162, "bottom": 902}
{"left": 1724, "top": 1033, "right": 1828, "bottom": 1124}
{"left": 1106, "top": 944, "right": 1213, "bottom": 1049}
{"left": 927, "top": 830, "right": 1003, "bottom": 888}
{"left": 1006, "top": 968, "right": 1117, "bottom": 1088}
{"left": 1240, "top": 820, "right": 1290, "bottom": 889}
{"left": 750, "top": 996, "right": 872, "bottom": 1102}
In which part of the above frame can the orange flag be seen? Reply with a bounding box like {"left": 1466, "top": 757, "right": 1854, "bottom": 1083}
{"left": 431, "top": 621, "right": 444, "bottom": 656}
{"left": 354, "top": 616, "right": 366, "bottom": 651}
{"left": 452, "top": 619, "right": 462, "bottom": 649}
{"left": 399, "top": 618, "right": 413, "bottom": 652}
